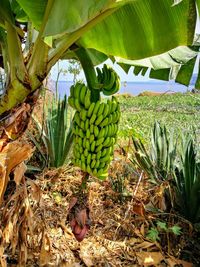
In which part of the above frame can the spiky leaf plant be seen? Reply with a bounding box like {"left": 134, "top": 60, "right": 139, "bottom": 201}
{"left": 131, "top": 121, "right": 176, "bottom": 183}
{"left": 174, "top": 137, "right": 200, "bottom": 222}
{"left": 32, "top": 94, "right": 73, "bottom": 168}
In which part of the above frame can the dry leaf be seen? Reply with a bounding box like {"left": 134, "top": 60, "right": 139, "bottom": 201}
{"left": 140, "top": 223, "right": 145, "bottom": 236}
{"left": 0, "top": 246, "right": 7, "bottom": 267}
{"left": 134, "top": 241, "right": 155, "bottom": 250}
{"left": 166, "top": 255, "right": 193, "bottom": 267}
{"left": 132, "top": 202, "right": 145, "bottom": 216}
{"left": 40, "top": 233, "right": 51, "bottom": 266}
{"left": 136, "top": 251, "right": 164, "bottom": 266}
{"left": 13, "top": 162, "right": 27, "bottom": 185}
{"left": 3, "top": 221, "right": 13, "bottom": 243}
{"left": 0, "top": 141, "right": 33, "bottom": 204}
{"left": 28, "top": 180, "right": 41, "bottom": 203}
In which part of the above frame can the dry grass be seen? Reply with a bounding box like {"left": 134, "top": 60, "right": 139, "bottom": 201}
{"left": 1, "top": 155, "right": 198, "bottom": 266}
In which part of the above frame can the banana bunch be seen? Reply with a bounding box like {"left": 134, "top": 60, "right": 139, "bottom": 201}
{"left": 68, "top": 82, "right": 91, "bottom": 111}
{"left": 96, "top": 64, "right": 120, "bottom": 96}
{"left": 68, "top": 83, "right": 120, "bottom": 180}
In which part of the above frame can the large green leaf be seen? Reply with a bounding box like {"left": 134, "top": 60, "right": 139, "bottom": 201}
{"left": 115, "top": 46, "right": 197, "bottom": 69}
{"left": 16, "top": 0, "right": 47, "bottom": 29}
{"left": 115, "top": 46, "right": 198, "bottom": 85}
{"left": 43, "top": 0, "right": 112, "bottom": 36}
{"left": 78, "top": 0, "right": 196, "bottom": 60}
{"left": 61, "top": 48, "right": 108, "bottom": 66}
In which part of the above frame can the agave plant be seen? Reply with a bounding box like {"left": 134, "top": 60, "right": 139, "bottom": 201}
{"left": 173, "top": 136, "right": 200, "bottom": 222}
{"left": 131, "top": 121, "right": 177, "bottom": 183}
{"left": 32, "top": 94, "right": 73, "bottom": 168}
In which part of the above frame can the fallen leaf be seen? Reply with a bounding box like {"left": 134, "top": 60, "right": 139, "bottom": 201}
{"left": 136, "top": 251, "right": 164, "bottom": 266}
{"left": 166, "top": 255, "right": 193, "bottom": 267}
{"left": 132, "top": 202, "right": 146, "bottom": 216}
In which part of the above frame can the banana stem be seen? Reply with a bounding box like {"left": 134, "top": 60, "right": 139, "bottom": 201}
{"left": 75, "top": 47, "right": 100, "bottom": 102}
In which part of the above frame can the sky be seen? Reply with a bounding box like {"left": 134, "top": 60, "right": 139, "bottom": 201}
{"left": 50, "top": 19, "right": 200, "bottom": 83}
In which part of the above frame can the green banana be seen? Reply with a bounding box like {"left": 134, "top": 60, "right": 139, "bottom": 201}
{"left": 98, "top": 128, "right": 105, "bottom": 139}
{"left": 103, "top": 137, "right": 110, "bottom": 147}
{"left": 87, "top": 153, "right": 92, "bottom": 165}
{"left": 98, "top": 162, "right": 105, "bottom": 169}
{"left": 84, "top": 149, "right": 89, "bottom": 157}
{"left": 86, "top": 129, "right": 90, "bottom": 139}
{"left": 100, "top": 117, "right": 109, "bottom": 127}
{"left": 96, "top": 144, "right": 103, "bottom": 153}
{"left": 80, "top": 85, "right": 87, "bottom": 105}
{"left": 107, "top": 99, "right": 112, "bottom": 115}
{"left": 95, "top": 160, "right": 100, "bottom": 169}
{"left": 85, "top": 119, "right": 89, "bottom": 130}
{"left": 78, "top": 137, "right": 82, "bottom": 147}
{"left": 82, "top": 138, "right": 86, "bottom": 148}
{"left": 101, "top": 148, "right": 107, "bottom": 158}
{"left": 104, "top": 125, "right": 108, "bottom": 137}
{"left": 93, "top": 169, "right": 98, "bottom": 176}
{"left": 92, "top": 153, "right": 96, "bottom": 160}
{"left": 103, "top": 104, "right": 109, "bottom": 118}
{"left": 96, "top": 67, "right": 103, "bottom": 83}
{"left": 96, "top": 137, "right": 104, "bottom": 147}
{"left": 74, "top": 112, "right": 81, "bottom": 127}
{"left": 87, "top": 102, "right": 95, "bottom": 118}
{"left": 89, "top": 134, "right": 95, "bottom": 144}
{"left": 86, "top": 140, "right": 90, "bottom": 151}
{"left": 74, "top": 83, "right": 83, "bottom": 99}
{"left": 96, "top": 151, "right": 102, "bottom": 160}
{"left": 74, "top": 98, "right": 82, "bottom": 111}
{"left": 98, "top": 173, "right": 108, "bottom": 180}
{"left": 93, "top": 100, "right": 100, "bottom": 114}
{"left": 80, "top": 109, "right": 87, "bottom": 121}
{"left": 81, "top": 154, "right": 85, "bottom": 163}
{"left": 86, "top": 165, "right": 92, "bottom": 173}
{"left": 104, "top": 71, "right": 115, "bottom": 90}
{"left": 90, "top": 113, "right": 97, "bottom": 125}
{"left": 90, "top": 124, "right": 94, "bottom": 134}
{"left": 111, "top": 102, "right": 117, "bottom": 113}
{"left": 95, "top": 114, "right": 104, "bottom": 126}
{"left": 68, "top": 96, "right": 75, "bottom": 108}
{"left": 80, "top": 121, "right": 85, "bottom": 130}
{"left": 91, "top": 160, "right": 96, "bottom": 169}
{"left": 81, "top": 162, "right": 86, "bottom": 172}
{"left": 97, "top": 103, "right": 105, "bottom": 116}
{"left": 84, "top": 90, "right": 91, "bottom": 109}
{"left": 108, "top": 114, "right": 113, "bottom": 125}
{"left": 78, "top": 128, "right": 84, "bottom": 138}
{"left": 94, "top": 126, "right": 99, "bottom": 137}
{"left": 100, "top": 153, "right": 111, "bottom": 163}
{"left": 91, "top": 141, "right": 96, "bottom": 152}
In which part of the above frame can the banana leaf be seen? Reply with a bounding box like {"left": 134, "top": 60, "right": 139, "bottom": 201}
{"left": 14, "top": 0, "right": 196, "bottom": 61}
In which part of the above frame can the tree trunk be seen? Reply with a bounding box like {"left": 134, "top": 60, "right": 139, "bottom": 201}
{"left": 0, "top": 85, "right": 41, "bottom": 205}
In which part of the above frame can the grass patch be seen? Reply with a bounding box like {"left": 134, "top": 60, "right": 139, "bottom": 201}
{"left": 117, "top": 93, "right": 200, "bottom": 143}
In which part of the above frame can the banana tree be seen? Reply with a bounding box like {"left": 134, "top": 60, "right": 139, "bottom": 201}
{"left": 0, "top": 0, "right": 198, "bottom": 203}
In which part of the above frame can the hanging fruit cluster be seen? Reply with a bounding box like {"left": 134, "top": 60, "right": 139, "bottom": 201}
{"left": 68, "top": 65, "right": 121, "bottom": 180}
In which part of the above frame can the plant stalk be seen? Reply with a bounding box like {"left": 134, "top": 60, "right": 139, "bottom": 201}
{"left": 75, "top": 47, "right": 100, "bottom": 102}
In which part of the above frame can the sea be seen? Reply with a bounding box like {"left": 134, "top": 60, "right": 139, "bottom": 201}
{"left": 52, "top": 80, "right": 193, "bottom": 98}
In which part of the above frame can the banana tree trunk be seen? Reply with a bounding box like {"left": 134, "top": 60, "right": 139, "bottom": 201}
{"left": 0, "top": 83, "right": 41, "bottom": 205}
